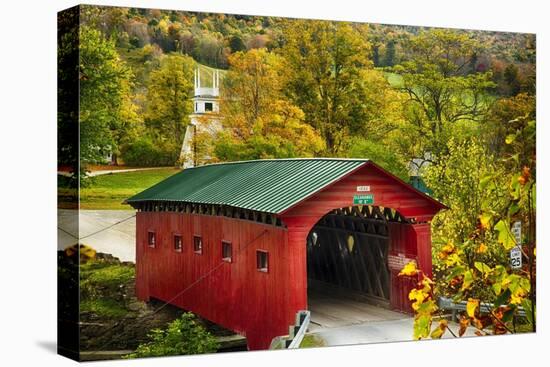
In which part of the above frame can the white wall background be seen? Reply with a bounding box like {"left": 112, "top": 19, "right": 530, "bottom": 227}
{"left": 0, "top": 0, "right": 547, "bottom": 366}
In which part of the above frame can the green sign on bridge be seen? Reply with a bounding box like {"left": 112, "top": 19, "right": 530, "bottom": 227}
{"left": 353, "top": 194, "right": 374, "bottom": 205}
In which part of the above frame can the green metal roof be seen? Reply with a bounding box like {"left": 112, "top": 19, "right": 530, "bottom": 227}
{"left": 127, "top": 158, "right": 369, "bottom": 214}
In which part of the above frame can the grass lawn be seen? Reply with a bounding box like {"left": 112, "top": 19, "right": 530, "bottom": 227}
{"left": 80, "top": 259, "right": 136, "bottom": 318}
{"left": 78, "top": 168, "right": 180, "bottom": 210}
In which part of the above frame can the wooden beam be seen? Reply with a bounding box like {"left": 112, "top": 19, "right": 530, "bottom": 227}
{"left": 314, "top": 225, "right": 388, "bottom": 240}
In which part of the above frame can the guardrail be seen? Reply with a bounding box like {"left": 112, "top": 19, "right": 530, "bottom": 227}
{"left": 269, "top": 310, "right": 311, "bottom": 349}
{"left": 438, "top": 297, "right": 525, "bottom": 321}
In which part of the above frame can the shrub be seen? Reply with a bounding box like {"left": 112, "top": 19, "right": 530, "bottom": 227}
{"left": 121, "top": 137, "right": 179, "bottom": 167}
{"left": 125, "top": 313, "right": 218, "bottom": 358}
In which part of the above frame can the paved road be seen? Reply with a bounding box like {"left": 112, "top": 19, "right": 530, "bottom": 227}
{"left": 87, "top": 167, "right": 174, "bottom": 177}
{"left": 308, "top": 291, "right": 407, "bottom": 330}
{"left": 307, "top": 289, "right": 477, "bottom": 345}
{"left": 309, "top": 318, "right": 479, "bottom": 346}
{"left": 58, "top": 209, "right": 136, "bottom": 262}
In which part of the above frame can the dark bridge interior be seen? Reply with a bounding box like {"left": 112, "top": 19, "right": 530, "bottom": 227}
{"left": 306, "top": 206, "right": 394, "bottom": 305}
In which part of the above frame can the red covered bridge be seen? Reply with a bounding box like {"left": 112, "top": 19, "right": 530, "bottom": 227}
{"left": 127, "top": 158, "right": 446, "bottom": 350}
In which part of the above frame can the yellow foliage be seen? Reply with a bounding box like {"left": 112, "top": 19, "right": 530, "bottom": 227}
{"left": 466, "top": 298, "right": 479, "bottom": 318}
{"left": 408, "top": 288, "right": 427, "bottom": 311}
{"left": 476, "top": 243, "right": 488, "bottom": 254}
{"left": 219, "top": 49, "right": 325, "bottom": 158}
{"left": 399, "top": 261, "right": 419, "bottom": 277}
{"left": 64, "top": 243, "right": 96, "bottom": 260}
{"left": 479, "top": 213, "right": 492, "bottom": 229}
{"left": 444, "top": 253, "right": 461, "bottom": 267}
{"left": 430, "top": 319, "right": 448, "bottom": 339}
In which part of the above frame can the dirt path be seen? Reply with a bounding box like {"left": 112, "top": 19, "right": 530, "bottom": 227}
{"left": 58, "top": 166, "right": 175, "bottom": 177}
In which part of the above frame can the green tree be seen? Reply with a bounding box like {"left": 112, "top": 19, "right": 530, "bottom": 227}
{"left": 145, "top": 53, "right": 194, "bottom": 147}
{"left": 392, "top": 29, "right": 495, "bottom": 161}
{"left": 79, "top": 26, "right": 135, "bottom": 167}
{"left": 372, "top": 44, "right": 381, "bottom": 66}
{"left": 503, "top": 64, "right": 521, "bottom": 96}
{"left": 229, "top": 35, "right": 246, "bottom": 53}
{"left": 125, "top": 313, "right": 218, "bottom": 358}
{"left": 215, "top": 48, "right": 324, "bottom": 161}
{"left": 345, "top": 137, "right": 409, "bottom": 180}
{"left": 424, "top": 138, "right": 508, "bottom": 272}
{"left": 280, "top": 20, "right": 381, "bottom": 154}
{"left": 384, "top": 40, "right": 396, "bottom": 66}
{"left": 58, "top": 7, "right": 79, "bottom": 184}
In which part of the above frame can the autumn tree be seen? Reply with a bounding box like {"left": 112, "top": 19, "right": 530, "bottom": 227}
{"left": 483, "top": 93, "right": 535, "bottom": 165}
{"left": 79, "top": 26, "right": 138, "bottom": 167}
{"left": 145, "top": 53, "right": 194, "bottom": 147}
{"left": 280, "top": 20, "right": 388, "bottom": 154}
{"left": 392, "top": 29, "right": 495, "bottom": 161}
{"left": 215, "top": 48, "right": 324, "bottom": 161}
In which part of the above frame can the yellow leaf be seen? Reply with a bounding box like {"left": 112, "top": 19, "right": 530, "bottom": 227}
{"left": 461, "top": 270, "right": 474, "bottom": 291}
{"left": 466, "top": 298, "right": 479, "bottom": 318}
{"left": 445, "top": 253, "right": 461, "bottom": 267}
{"left": 441, "top": 243, "right": 455, "bottom": 254}
{"left": 431, "top": 319, "right": 448, "bottom": 339}
{"left": 420, "top": 274, "right": 434, "bottom": 286}
{"left": 431, "top": 326, "right": 444, "bottom": 339}
{"left": 476, "top": 243, "right": 488, "bottom": 254}
{"left": 494, "top": 220, "right": 517, "bottom": 250}
{"left": 479, "top": 214, "right": 492, "bottom": 229}
{"left": 409, "top": 288, "right": 427, "bottom": 311}
{"left": 80, "top": 243, "right": 97, "bottom": 259}
{"left": 399, "top": 261, "right": 418, "bottom": 277}
{"left": 510, "top": 294, "right": 523, "bottom": 305}
{"left": 413, "top": 314, "right": 432, "bottom": 340}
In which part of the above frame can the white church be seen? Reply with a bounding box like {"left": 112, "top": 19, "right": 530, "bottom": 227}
{"left": 179, "top": 68, "right": 222, "bottom": 168}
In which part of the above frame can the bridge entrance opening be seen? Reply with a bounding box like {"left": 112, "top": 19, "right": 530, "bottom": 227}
{"left": 306, "top": 205, "right": 409, "bottom": 328}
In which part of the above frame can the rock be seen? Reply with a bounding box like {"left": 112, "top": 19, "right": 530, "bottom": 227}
{"left": 127, "top": 302, "right": 144, "bottom": 312}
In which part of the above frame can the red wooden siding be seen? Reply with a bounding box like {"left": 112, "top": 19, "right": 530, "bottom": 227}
{"left": 280, "top": 163, "right": 440, "bottom": 221}
{"left": 135, "top": 211, "right": 299, "bottom": 350}
{"left": 388, "top": 223, "right": 417, "bottom": 312}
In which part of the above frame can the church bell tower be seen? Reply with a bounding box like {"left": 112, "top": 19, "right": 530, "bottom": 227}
{"left": 180, "top": 68, "right": 222, "bottom": 168}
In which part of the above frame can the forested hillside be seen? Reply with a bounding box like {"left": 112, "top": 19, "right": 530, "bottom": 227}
{"left": 59, "top": 5, "right": 535, "bottom": 173}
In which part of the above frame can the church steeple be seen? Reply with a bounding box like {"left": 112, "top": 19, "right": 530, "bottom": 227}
{"left": 192, "top": 68, "right": 220, "bottom": 113}
{"left": 180, "top": 68, "right": 223, "bottom": 168}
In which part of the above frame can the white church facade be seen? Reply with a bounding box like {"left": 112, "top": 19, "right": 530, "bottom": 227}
{"left": 179, "top": 68, "right": 222, "bottom": 168}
